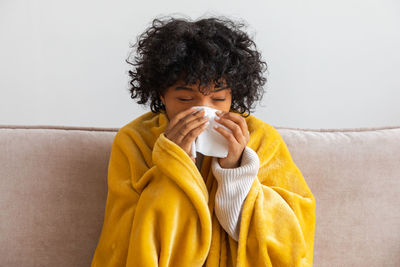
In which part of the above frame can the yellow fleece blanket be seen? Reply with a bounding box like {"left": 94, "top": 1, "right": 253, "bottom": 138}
{"left": 91, "top": 110, "right": 316, "bottom": 267}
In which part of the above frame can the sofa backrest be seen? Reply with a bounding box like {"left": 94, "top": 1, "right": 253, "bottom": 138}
{"left": 0, "top": 124, "right": 399, "bottom": 266}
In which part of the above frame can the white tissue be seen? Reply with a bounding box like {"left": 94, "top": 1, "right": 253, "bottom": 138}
{"left": 191, "top": 106, "right": 231, "bottom": 158}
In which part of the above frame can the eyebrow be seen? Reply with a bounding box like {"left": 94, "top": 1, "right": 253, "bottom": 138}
{"left": 174, "top": 86, "right": 229, "bottom": 92}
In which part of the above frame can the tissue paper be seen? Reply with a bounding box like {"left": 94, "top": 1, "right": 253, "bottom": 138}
{"left": 191, "top": 106, "right": 231, "bottom": 158}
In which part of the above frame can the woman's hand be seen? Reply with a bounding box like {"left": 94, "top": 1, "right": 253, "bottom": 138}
{"left": 213, "top": 111, "right": 250, "bottom": 168}
{"left": 164, "top": 108, "right": 210, "bottom": 163}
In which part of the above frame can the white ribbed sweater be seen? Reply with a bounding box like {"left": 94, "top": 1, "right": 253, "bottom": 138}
{"left": 195, "top": 146, "right": 260, "bottom": 241}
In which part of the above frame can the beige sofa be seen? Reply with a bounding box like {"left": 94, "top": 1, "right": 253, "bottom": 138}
{"left": 0, "top": 123, "right": 399, "bottom": 266}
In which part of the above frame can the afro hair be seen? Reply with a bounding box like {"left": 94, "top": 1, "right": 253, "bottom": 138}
{"left": 126, "top": 15, "right": 268, "bottom": 117}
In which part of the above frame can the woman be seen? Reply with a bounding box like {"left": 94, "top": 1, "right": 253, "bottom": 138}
{"left": 91, "top": 15, "right": 315, "bottom": 267}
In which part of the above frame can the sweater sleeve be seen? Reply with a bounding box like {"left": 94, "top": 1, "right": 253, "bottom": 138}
{"left": 211, "top": 146, "right": 260, "bottom": 241}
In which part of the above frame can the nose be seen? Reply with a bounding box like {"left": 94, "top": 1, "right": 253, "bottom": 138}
{"left": 190, "top": 97, "right": 215, "bottom": 109}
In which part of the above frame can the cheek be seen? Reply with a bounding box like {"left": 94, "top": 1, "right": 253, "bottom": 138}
{"left": 224, "top": 96, "right": 232, "bottom": 111}
{"left": 165, "top": 105, "right": 186, "bottom": 121}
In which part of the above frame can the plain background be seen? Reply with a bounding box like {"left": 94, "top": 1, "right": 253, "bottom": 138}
{"left": 1, "top": 0, "right": 399, "bottom": 129}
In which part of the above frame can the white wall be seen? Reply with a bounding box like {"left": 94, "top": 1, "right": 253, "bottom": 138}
{"left": 1, "top": 0, "right": 399, "bottom": 129}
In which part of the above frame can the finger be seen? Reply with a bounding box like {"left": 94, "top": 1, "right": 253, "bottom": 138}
{"left": 173, "top": 109, "right": 208, "bottom": 143}
{"left": 217, "top": 111, "right": 249, "bottom": 138}
{"left": 215, "top": 116, "right": 245, "bottom": 145}
{"left": 167, "top": 108, "right": 204, "bottom": 141}
{"left": 181, "top": 120, "right": 209, "bottom": 150}
{"left": 165, "top": 107, "right": 197, "bottom": 138}
{"left": 168, "top": 107, "right": 198, "bottom": 130}
{"left": 213, "top": 124, "right": 239, "bottom": 147}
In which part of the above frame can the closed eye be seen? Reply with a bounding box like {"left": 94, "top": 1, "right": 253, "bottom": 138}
{"left": 178, "top": 98, "right": 193, "bottom": 101}
{"left": 177, "top": 98, "right": 226, "bottom": 101}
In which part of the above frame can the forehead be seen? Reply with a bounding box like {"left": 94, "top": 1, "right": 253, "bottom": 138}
{"left": 172, "top": 80, "right": 229, "bottom": 94}
{"left": 174, "top": 86, "right": 229, "bottom": 93}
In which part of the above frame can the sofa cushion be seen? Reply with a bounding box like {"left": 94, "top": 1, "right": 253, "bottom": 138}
{"left": 277, "top": 125, "right": 400, "bottom": 266}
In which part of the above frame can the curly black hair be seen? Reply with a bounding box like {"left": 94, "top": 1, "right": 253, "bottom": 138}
{"left": 126, "top": 15, "right": 268, "bottom": 117}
